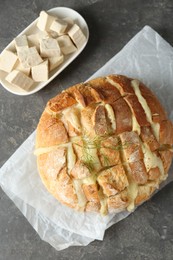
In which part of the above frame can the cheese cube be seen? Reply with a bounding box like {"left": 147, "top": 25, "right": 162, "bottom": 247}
{"left": 14, "top": 59, "right": 30, "bottom": 76}
{"left": 37, "top": 11, "right": 56, "bottom": 32}
{"left": 27, "top": 34, "right": 40, "bottom": 51}
{"left": 49, "top": 18, "right": 74, "bottom": 37}
{"left": 68, "top": 24, "right": 86, "bottom": 48}
{"left": 32, "top": 60, "right": 48, "bottom": 82}
{"left": 6, "top": 70, "right": 34, "bottom": 91}
{"left": 18, "top": 46, "right": 43, "bottom": 68}
{"left": 14, "top": 35, "right": 28, "bottom": 51}
{"left": 57, "top": 35, "right": 77, "bottom": 55}
{"left": 0, "top": 50, "right": 18, "bottom": 72}
{"left": 40, "top": 38, "right": 61, "bottom": 58}
{"left": 27, "top": 31, "right": 49, "bottom": 51}
{"left": 49, "top": 55, "right": 64, "bottom": 71}
{"left": 50, "top": 19, "right": 68, "bottom": 35}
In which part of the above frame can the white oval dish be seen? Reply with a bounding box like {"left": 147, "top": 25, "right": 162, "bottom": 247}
{"left": 0, "top": 7, "right": 89, "bottom": 96}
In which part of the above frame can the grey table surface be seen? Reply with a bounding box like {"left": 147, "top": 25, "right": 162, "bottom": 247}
{"left": 0, "top": 0, "right": 173, "bottom": 259}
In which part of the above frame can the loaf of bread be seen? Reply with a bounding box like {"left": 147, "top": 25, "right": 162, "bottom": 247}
{"left": 35, "top": 75, "right": 173, "bottom": 215}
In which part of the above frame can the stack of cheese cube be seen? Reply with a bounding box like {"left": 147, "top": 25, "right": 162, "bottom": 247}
{"left": 0, "top": 11, "right": 86, "bottom": 91}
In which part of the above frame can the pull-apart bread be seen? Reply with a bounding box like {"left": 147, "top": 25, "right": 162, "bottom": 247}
{"left": 35, "top": 75, "right": 173, "bottom": 215}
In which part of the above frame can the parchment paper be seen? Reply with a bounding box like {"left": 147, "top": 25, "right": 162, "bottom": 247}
{"left": 0, "top": 26, "right": 173, "bottom": 251}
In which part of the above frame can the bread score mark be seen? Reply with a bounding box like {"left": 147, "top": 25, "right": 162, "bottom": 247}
{"left": 105, "top": 104, "right": 116, "bottom": 132}
{"left": 62, "top": 104, "right": 82, "bottom": 134}
{"left": 141, "top": 142, "right": 165, "bottom": 180}
{"left": 131, "top": 80, "right": 160, "bottom": 142}
{"left": 106, "top": 76, "right": 142, "bottom": 135}
{"left": 73, "top": 179, "right": 87, "bottom": 209}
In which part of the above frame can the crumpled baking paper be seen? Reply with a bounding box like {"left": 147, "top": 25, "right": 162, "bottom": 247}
{"left": 0, "top": 25, "right": 173, "bottom": 251}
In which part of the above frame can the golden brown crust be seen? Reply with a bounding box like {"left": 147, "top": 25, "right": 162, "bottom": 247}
{"left": 107, "top": 190, "right": 129, "bottom": 213}
{"left": 98, "top": 165, "right": 129, "bottom": 196}
{"left": 111, "top": 98, "right": 132, "bottom": 134}
{"left": 36, "top": 74, "right": 173, "bottom": 214}
{"left": 120, "top": 131, "right": 144, "bottom": 164}
{"left": 80, "top": 104, "right": 96, "bottom": 136}
{"left": 99, "top": 136, "right": 121, "bottom": 167}
{"left": 55, "top": 167, "right": 78, "bottom": 208}
{"left": 73, "top": 88, "right": 86, "bottom": 108}
{"left": 140, "top": 126, "right": 160, "bottom": 151}
{"left": 36, "top": 112, "right": 68, "bottom": 148}
{"left": 70, "top": 161, "right": 91, "bottom": 179}
{"left": 92, "top": 105, "right": 108, "bottom": 136}
{"left": 159, "top": 120, "right": 173, "bottom": 145}
{"left": 159, "top": 150, "right": 173, "bottom": 173}
{"left": 148, "top": 167, "right": 161, "bottom": 181}
{"left": 82, "top": 184, "right": 100, "bottom": 203}
{"left": 135, "top": 182, "right": 156, "bottom": 205}
{"left": 129, "top": 160, "right": 148, "bottom": 184}
{"left": 68, "top": 83, "right": 102, "bottom": 106}
{"left": 85, "top": 201, "right": 101, "bottom": 212}
{"left": 47, "top": 92, "right": 77, "bottom": 113}
{"left": 124, "top": 94, "right": 149, "bottom": 126}
{"left": 89, "top": 77, "right": 121, "bottom": 103}
{"left": 37, "top": 147, "right": 66, "bottom": 181}
{"left": 107, "top": 75, "right": 135, "bottom": 95}
{"left": 139, "top": 83, "right": 167, "bottom": 123}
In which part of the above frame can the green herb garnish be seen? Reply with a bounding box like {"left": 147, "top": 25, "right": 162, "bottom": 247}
{"left": 73, "top": 130, "right": 131, "bottom": 172}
